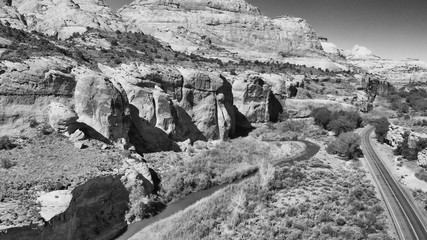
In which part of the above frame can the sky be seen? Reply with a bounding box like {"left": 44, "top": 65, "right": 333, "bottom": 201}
{"left": 105, "top": 0, "right": 427, "bottom": 63}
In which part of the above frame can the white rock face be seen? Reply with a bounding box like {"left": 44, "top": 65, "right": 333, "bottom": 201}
{"left": 37, "top": 190, "right": 73, "bottom": 221}
{"left": 321, "top": 42, "right": 341, "bottom": 55}
{"left": 119, "top": 0, "right": 322, "bottom": 59}
{"left": 48, "top": 102, "right": 78, "bottom": 133}
{"left": 12, "top": 0, "right": 125, "bottom": 39}
{"left": 73, "top": 67, "right": 130, "bottom": 143}
{"left": 0, "top": 5, "right": 27, "bottom": 29}
{"left": 344, "top": 45, "right": 379, "bottom": 60}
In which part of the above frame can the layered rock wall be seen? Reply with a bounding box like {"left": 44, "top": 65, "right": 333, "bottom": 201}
{"left": 119, "top": 0, "right": 322, "bottom": 59}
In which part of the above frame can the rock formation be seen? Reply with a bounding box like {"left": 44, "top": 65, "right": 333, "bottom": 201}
{"left": 47, "top": 102, "right": 78, "bottom": 133}
{"left": 231, "top": 74, "right": 283, "bottom": 122}
{"left": 99, "top": 63, "right": 237, "bottom": 152}
{"left": 119, "top": 0, "right": 322, "bottom": 60}
{"left": 12, "top": 0, "right": 125, "bottom": 39}
{"left": 0, "top": 56, "right": 77, "bottom": 135}
{"left": 73, "top": 70, "right": 130, "bottom": 144}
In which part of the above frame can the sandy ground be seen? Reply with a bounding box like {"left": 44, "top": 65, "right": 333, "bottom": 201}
{"left": 368, "top": 132, "right": 427, "bottom": 230}
{"left": 37, "top": 190, "right": 73, "bottom": 221}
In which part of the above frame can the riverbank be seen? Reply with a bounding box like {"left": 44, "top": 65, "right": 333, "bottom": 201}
{"left": 115, "top": 138, "right": 318, "bottom": 240}
{"left": 128, "top": 142, "right": 392, "bottom": 240}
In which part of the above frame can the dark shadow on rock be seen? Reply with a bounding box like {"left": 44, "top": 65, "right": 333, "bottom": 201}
{"left": 128, "top": 105, "right": 181, "bottom": 154}
{"left": 268, "top": 92, "right": 284, "bottom": 123}
{"left": 68, "top": 122, "right": 111, "bottom": 144}
{"left": 231, "top": 105, "right": 254, "bottom": 138}
{"left": 172, "top": 104, "right": 206, "bottom": 144}
{"left": 149, "top": 168, "right": 161, "bottom": 195}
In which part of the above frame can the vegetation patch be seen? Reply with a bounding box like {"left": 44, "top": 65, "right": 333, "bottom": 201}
{"left": 150, "top": 138, "right": 281, "bottom": 203}
{"left": 311, "top": 107, "right": 363, "bottom": 135}
{"left": 132, "top": 158, "right": 391, "bottom": 240}
{"left": 249, "top": 119, "right": 327, "bottom": 141}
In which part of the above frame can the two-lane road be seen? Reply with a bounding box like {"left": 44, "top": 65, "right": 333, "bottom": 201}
{"left": 360, "top": 126, "right": 427, "bottom": 240}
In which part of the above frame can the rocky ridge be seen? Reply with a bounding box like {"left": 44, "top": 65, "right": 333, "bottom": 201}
{"left": 119, "top": 0, "right": 322, "bottom": 61}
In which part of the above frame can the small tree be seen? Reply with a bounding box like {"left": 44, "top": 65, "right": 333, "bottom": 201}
{"left": 327, "top": 132, "right": 361, "bottom": 159}
{"left": 374, "top": 117, "right": 390, "bottom": 143}
{"left": 311, "top": 107, "right": 332, "bottom": 128}
{"left": 327, "top": 116, "right": 355, "bottom": 135}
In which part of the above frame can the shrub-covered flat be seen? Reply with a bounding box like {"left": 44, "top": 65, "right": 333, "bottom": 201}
{"left": 131, "top": 157, "right": 392, "bottom": 240}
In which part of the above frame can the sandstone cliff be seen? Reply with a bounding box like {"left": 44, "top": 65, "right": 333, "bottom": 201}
{"left": 119, "top": 0, "right": 322, "bottom": 60}
{"left": 12, "top": 0, "right": 124, "bottom": 39}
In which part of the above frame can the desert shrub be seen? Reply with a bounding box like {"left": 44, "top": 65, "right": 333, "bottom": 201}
{"left": 0, "top": 157, "right": 17, "bottom": 169}
{"left": 373, "top": 117, "right": 390, "bottom": 143}
{"left": 327, "top": 132, "right": 362, "bottom": 160}
{"left": 415, "top": 169, "right": 427, "bottom": 182}
{"left": 311, "top": 107, "right": 332, "bottom": 128}
{"left": 0, "top": 136, "right": 14, "bottom": 150}
{"left": 311, "top": 108, "right": 362, "bottom": 135}
{"left": 250, "top": 119, "right": 324, "bottom": 141}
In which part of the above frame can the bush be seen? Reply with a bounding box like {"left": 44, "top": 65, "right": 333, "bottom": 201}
{"left": 1, "top": 158, "right": 16, "bottom": 169}
{"left": 0, "top": 136, "right": 14, "bottom": 150}
{"left": 311, "top": 108, "right": 362, "bottom": 135}
{"left": 373, "top": 117, "right": 390, "bottom": 143}
{"left": 311, "top": 107, "right": 332, "bottom": 128}
{"left": 415, "top": 169, "right": 427, "bottom": 183}
{"left": 327, "top": 132, "right": 362, "bottom": 159}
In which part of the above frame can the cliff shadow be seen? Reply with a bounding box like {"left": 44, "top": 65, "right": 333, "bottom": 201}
{"left": 128, "top": 105, "right": 181, "bottom": 154}
{"left": 231, "top": 105, "right": 254, "bottom": 138}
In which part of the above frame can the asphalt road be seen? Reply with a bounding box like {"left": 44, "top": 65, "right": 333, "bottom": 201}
{"left": 360, "top": 126, "right": 427, "bottom": 240}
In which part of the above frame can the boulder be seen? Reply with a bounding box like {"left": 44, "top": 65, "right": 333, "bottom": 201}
{"left": 73, "top": 141, "right": 87, "bottom": 149}
{"left": 178, "top": 69, "right": 235, "bottom": 140}
{"left": 69, "top": 129, "right": 86, "bottom": 142}
{"left": 232, "top": 74, "right": 283, "bottom": 123}
{"left": 48, "top": 102, "right": 78, "bottom": 133}
{"left": 73, "top": 71, "right": 130, "bottom": 143}
{"left": 418, "top": 149, "right": 427, "bottom": 168}
{"left": 122, "top": 157, "right": 154, "bottom": 197}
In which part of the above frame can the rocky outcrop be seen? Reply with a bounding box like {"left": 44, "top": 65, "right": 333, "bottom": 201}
{"left": 0, "top": 4, "right": 26, "bottom": 29}
{"left": 12, "top": 0, "right": 125, "bottom": 39}
{"left": 0, "top": 176, "right": 129, "bottom": 240}
{"left": 99, "top": 63, "right": 237, "bottom": 152}
{"left": 73, "top": 69, "right": 130, "bottom": 144}
{"left": 386, "top": 124, "right": 427, "bottom": 148}
{"left": 231, "top": 74, "right": 283, "bottom": 122}
{"left": 47, "top": 102, "right": 78, "bottom": 133}
{"left": 418, "top": 150, "right": 427, "bottom": 168}
{"left": 365, "top": 79, "right": 393, "bottom": 102}
{"left": 0, "top": 56, "right": 77, "bottom": 135}
{"left": 343, "top": 45, "right": 380, "bottom": 60}
{"left": 386, "top": 124, "right": 405, "bottom": 148}
{"left": 179, "top": 68, "right": 235, "bottom": 140}
{"left": 119, "top": 0, "right": 322, "bottom": 59}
